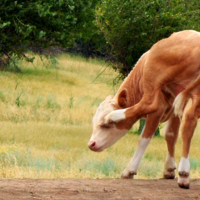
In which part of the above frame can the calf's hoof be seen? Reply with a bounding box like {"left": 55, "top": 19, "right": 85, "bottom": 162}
{"left": 121, "top": 171, "right": 136, "bottom": 179}
{"left": 178, "top": 182, "right": 190, "bottom": 189}
{"left": 163, "top": 167, "right": 176, "bottom": 179}
{"left": 178, "top": 171, "right": 190, "bottom": 189}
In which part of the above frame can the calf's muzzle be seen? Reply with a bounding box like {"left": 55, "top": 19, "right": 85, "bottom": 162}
{"left": 88, "top": 141, "right": 96, "bottom": 151}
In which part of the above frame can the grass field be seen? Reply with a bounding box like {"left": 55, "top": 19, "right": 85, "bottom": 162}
{"left": 0, "top": 53, "right": 200, "bottom": 179}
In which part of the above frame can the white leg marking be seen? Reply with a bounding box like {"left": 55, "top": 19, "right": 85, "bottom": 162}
{"left": 164, "top": 153, "right": 176, "bottom": 179}
{"left": 164, "top": 121, "right": 174, "bottom": 137}
{"left": 178, "top": 157, "right": 190, "bottom": 188}
{"left": 178, "top": 156, "right": 190, "bottom": 172}
{"left": 104, "top": 109, "right": 127, "bottom": 123}
{"left": 165, "top": 153, "right": 176, "bottom": 169}
{"left": 122, "top": 138, "right": 151, "bottom": 178}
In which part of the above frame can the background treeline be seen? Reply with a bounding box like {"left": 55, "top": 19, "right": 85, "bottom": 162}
{"left": 0, "top": 0, "right": 199, "bottom": 75}
{"left": 96, "top": 0, "right": 200, "bottom": 75}
{"left": 0, "top": 0, "right": 98, "bottom": 70}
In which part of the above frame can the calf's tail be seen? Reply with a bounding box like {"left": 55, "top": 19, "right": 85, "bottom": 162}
{"left": 173, "top": 92, "right": 189, "bottom": 118}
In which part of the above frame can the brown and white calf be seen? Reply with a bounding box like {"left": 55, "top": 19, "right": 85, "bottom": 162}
{"left": 88, "top": 30, "right": 200, "bottom": 189}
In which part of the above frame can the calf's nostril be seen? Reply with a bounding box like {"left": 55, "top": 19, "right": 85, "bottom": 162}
{"left": 88, "top": 141, "right": 96, "bottom": 149}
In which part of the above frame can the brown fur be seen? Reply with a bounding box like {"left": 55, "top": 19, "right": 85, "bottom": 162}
{"left": 111, "top": 30, "right": 200, "bottom": 188}
{"left": 90, "top": 30, "right": 200, "bottom": 189}
{"left": 113, "top": 30, "right": 200, "bottom": 137}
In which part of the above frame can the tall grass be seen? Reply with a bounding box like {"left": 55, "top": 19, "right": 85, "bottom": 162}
{"left": 0, "top": 53, "right": 200, "bottom": 179}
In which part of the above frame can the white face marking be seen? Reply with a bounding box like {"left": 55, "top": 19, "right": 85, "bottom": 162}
{"left": 104, "top": 108, "right": 127, "bottom": 124}
{"left": 89, "top": 127, "right": 127, "bottom": 152}
{"left": 178, "top": 156, "right": 190, "bottom": 172}
{"left": 92, "top": 96, "right": 114, "bottom": 125}
{"left": 90, "top": 96, "right": 128, "bottom": 152}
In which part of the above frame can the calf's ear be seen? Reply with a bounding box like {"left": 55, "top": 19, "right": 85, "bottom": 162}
{"left": 118, "top": 89, "right": 128, "bottom": 107}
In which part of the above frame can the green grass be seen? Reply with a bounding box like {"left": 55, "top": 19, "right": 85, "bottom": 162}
{"left": 0, "top": 53, "right": 200, "bottom": 179}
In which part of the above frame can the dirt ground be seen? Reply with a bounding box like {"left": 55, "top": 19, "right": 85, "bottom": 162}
{"left": 0, "top": 178, "right": 200, "bottom": 200}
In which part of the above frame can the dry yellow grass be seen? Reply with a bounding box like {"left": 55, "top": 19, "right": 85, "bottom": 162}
{"left": 0, "top": 53, "right": 200, "bottom": 179}
{"left": 0, "top": 54, "right": 119, "bottom": 124}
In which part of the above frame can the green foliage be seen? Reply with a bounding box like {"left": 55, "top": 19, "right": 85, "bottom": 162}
{"left": 81, "top": 157, "right": 121, "bottom": 176}
{"left": 96, "top": 0, "right": 200, "bottom": 75}
{"left": 68, "top": 95, "right": 74, "bottom": 109}
{"left": 140, "top": 158, "right": 162, "bottom": 178}
{"left": 0, "top": 148, "right": 60, "bottom": 171}
{"left": 15, "top": 91, "right": 24, "bottom": 107}
{"left": 0, "top": 91, "right": 6, "bottom": 102}
{"left": 46, "top": 93, "right": 60, "bottom": 111}
{"left": 0, "top": 0, "right": 98, "bottom": 58}
{"left": 190, "top": 158, "right": 200, "bottom": 170}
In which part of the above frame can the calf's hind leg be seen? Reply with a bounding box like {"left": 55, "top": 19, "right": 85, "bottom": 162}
{"left": 177, "top": 101, "right": 200, "bottom": 189}
{"left": 163, "top": 116, "right": 180, "bottom": 179}
{"left": 173, "top": 76, "right": 200, "bottom": 189}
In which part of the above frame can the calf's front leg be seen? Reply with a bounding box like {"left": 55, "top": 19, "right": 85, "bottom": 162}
{"left": 104, "top": 91, "right": 163, "bottom": 178}
{"left": 104, "top": 92, "right": 160, "bottom": 126}
{"left": 122, "top": 136, "right": 151, "bottom": 178}
{"left": 122, "top": 112, "right": 161, "bottom": 179}
{"left": 104, "top": 108, "right": 127, "bottom": 124}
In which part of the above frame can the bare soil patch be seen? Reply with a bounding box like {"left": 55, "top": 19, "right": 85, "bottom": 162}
{"left": 0, "top": 178, "right": 200, "bottom": 200}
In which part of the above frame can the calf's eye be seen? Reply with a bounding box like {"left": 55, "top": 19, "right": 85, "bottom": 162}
{"left": 99, "top": 124, "right": 110, "bottom": 129}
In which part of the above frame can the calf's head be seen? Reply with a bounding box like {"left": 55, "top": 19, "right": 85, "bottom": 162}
{"left": 88, "top": 90, "right": 130, "bottom": 152}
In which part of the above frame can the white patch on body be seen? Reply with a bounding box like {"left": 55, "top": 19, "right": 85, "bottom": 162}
{"left": 122, "top": 138, "right": 151, "bottom": 177}
{"left": 104, "top": 109, "right": 127, "bottom": 124}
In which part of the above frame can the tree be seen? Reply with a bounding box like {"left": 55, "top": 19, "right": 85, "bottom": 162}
{"left": 96, "top": 0, "right": 200, "bottom": 75}
{"left": 0, "top": 0, "right": 98, "bottom": 62}
{"left": 96, "top": 0, "right": 200, "bottom": 135}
